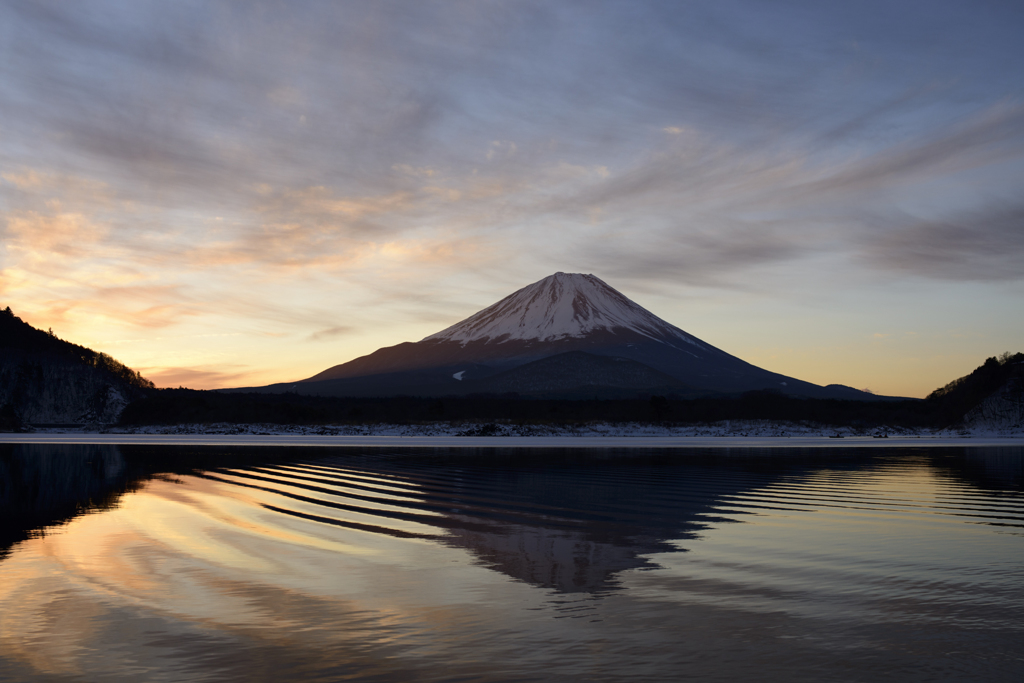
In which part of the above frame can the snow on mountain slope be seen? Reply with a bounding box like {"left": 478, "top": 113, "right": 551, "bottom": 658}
{"left": 423, "top": 272, "right": 704, "bottom": 348}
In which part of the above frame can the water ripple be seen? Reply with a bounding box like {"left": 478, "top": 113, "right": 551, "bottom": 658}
{"left": 1, "top": 445, "right": 1022, "bottom": 682}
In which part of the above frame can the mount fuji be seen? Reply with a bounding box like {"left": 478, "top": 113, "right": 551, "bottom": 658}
{"left": 236, "top": 273, "right": 882, "bottom": 400}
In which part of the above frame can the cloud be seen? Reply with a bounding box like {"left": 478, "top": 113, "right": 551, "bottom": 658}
{"left": 257, "top": 186, "right": 415, "bottom": 226}
{"left": 486, "top": 141, "right": 517, "bottom": 161}
{"left": 859, "top": 204, "right": 1024, "bottom": 281}
{"left": 308, "top": 326, "right": 353, "bottom": 342}
{"left": 2, "top": 169, "right": 47, "bottom": 190}
{"left": 87, "top": 285, "right": 204, "bottom": 329}
{"left": 5, "top": 211, "right": 108, "bottom": 258}
{"left": 784, "top": 102, "right": 1024, "bottom": 203}
{"left": 140, "top": 366, "right": 254, "bottom": 390}
{"left": 392, "top": 164, "right": 436, "bottom": 178}
{"left": 2, "top": 0, "right": 1024, "bottom": 370}
{"left": 1, "top": 169, "right": 115, "bottom": 207}
{"left": 488, "top": 99, "right": 1024, "bottom": 285}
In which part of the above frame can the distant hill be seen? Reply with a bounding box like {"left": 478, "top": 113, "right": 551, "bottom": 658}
{"left": 0, "top": 307, "right": 153, "bottom": 428}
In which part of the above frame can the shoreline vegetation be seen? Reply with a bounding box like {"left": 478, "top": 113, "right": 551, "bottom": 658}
{"left": 3, "top": 304, "right": 1022, "bottom": 435}
{"left": 5, "top": 355, "right": 1024, "bottom": 436}
{"left": 72, "top": 419, "right": 1023, "bottom": 438}
{"left": 102, "top": 352, "right": 1022, "bottom": 436}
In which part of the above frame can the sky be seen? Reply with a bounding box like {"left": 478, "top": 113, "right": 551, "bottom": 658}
{"left": 2, "top": 0, "right": 1023, "bottom": 398}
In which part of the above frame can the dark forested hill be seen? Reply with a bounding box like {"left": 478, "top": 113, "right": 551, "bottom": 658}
{"left": 926, "top": 352, "right": 1024, "bottom": 430}
{"left": 0, "top": 307, "right": 154, "bottom": 428}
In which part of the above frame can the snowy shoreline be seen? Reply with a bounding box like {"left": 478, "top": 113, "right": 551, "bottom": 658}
{"left": 4, "top": 419, "right": 1021, "bottom": 447}
{"left": 54, "top": 419, "right": 1024, "bottom": 438}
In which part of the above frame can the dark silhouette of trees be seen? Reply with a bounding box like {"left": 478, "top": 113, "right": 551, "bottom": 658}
{"left": 1, "top": 307, "right": 154, "bottom": 390}
{"left": 119, "top": 354, "right": 1022, "bottom": 430}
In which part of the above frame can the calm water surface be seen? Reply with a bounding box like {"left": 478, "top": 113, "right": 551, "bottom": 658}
{"left": 1, "top": 445, "right": 1022, "bottom": 682}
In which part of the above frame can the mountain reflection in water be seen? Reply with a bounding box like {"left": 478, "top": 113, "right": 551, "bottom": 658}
{"left": 1, "top": 444, "right": 1022, "bottom": 682}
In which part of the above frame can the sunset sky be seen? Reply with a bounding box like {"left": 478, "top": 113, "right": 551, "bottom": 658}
{"left": 2, "top": 1, "right": 1022, "bottom": 398}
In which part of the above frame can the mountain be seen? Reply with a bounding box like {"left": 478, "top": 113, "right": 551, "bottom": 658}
{"left": 0, "top": 307, "right": 154, "bottom": 427}
{"left": 235, "top": 273, "right": 888, "bottom": 400}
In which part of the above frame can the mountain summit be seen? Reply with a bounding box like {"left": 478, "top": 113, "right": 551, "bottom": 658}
{"left": 236, "top": 273, "right": 882, "bottom": 400}
{"left": 424, "top": 272, "right": 703, "bottom": 348}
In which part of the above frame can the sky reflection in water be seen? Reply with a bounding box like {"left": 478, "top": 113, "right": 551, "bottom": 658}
{"left": 0, "top": 445, "right": 1022, "bottom": 682}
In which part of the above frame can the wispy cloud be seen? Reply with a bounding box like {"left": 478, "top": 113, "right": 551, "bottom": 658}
{"left": 859, "top": 204, "right": 1024, "bottom": 281}
{"left": 308, "top": 326, "right": 354, "bottom": 342}
{"left": 140, "top": 366, "right": 254, "bottom": 390}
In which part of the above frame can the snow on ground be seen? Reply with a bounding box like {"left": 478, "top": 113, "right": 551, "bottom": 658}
{"left": 422, "top": 272, "right": 702, "bottom": 346}
{"left": 21, "top": 419, "right": 1022, "bottom": 438}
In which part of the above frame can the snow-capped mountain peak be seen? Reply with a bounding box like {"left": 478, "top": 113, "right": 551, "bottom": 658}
{"left": 422, "top": 272, "right": 703, "bottom": 347}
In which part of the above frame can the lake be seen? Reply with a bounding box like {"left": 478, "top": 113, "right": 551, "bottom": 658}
{"left": 1, "top": 443, "right": 1022, "bottom": 682}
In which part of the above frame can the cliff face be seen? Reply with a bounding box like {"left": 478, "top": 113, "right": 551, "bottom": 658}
{"left": 0, "top": 353, "right": 132, "bottom": 423}
{"left": 0, "top": 308, "right": 153, "bottom": 426}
